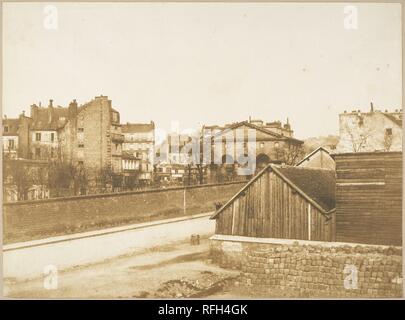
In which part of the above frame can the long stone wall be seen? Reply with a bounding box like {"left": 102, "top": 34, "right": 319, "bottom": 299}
{"left": 3, "top": 181, "right": 244, "bottom": 244}
{"left": 210, "top": 235, "right": 403, "bottom": 298}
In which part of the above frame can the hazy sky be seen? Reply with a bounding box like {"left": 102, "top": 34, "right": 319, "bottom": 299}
{"left": 3, "top": 2, "right": 402, "bottom": 139}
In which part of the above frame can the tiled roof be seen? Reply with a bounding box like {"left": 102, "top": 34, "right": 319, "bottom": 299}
{"left": 31, "top": 107, "right": 69, "bottom": 130}
{"left": 276, "top": 166, "right": 336, "bottom": 212}
{"left": 122, "top": 122, "right": 154, "bottom": 133}
{"left": 2, "top": 118, "right": 20, "bottom": 135}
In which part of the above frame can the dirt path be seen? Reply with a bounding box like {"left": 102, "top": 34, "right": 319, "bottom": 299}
{"left": 4, "top": 239, "right": 243, "bottom": 299}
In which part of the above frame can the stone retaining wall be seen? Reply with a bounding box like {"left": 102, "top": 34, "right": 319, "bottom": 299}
{"left": 210, "top": 235, "right": 403, "bottom": 298}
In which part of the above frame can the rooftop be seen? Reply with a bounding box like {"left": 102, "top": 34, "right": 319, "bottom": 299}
{"left": 122, "top": 122, "right": 155, "bottom": 133}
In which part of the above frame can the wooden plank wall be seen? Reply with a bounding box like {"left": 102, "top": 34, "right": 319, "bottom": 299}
{"left": 335, "top": 152, "right": 402, "bottom": 246}
{"left": 215, "top": 169, "right": 334, "bottom": 241}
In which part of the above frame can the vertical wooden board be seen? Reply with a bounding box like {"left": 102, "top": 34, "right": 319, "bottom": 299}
{"left": 269, "top": 172, "right": 275, "bottom": 237}
{"left": 276, "top": 177, "right": 283, "bottom": 238}
{"left": 234, "top": 198, "right": 240, "bottom": 236}
{"left": 231, "top": 202, "right": 236, "bottom": 235}
{"left": 240, "top": 195, "right": 246, "bottom": 235}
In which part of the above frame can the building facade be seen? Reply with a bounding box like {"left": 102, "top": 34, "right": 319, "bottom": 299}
{"left": 121, "top": 122, "right": 155, "bottom": 184}
{"left": 296, "top": 146, "right": 335, "bottom": 170}
{"left": 2, "top": 118, "right": 20, "bottom": 159}
{"left": 2, "top": 114, "right": 32, "bottom": 159}
{"left": 2, "top": 96, "right": 124, "bottom": 196}
{"left": 336, "top": 106, "right": 402, "bottom": 153}
{"left": 58, "top": 95, "right": 124, "bottom": 176}
{"left": 202, "top": 119, "right": 304, "bottom": 178}
{"left": 29, "top": 100, "right": 68, "bottom": 161}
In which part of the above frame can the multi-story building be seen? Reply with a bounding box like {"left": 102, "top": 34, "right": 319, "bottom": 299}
{"left": 29, "top": 100, "right": 67, "bottom": 160}
{"left": 2, "top": 113, "right": 32, "bottom": 159}
{"left": 121, "top": 122, "right": 155, "bottom": 184}
{"left": 58, "top": 95, "right": 124, "bottom": 175}
{"left": 2, "top": 96, "right": 124, "bottom": 195}
{"left": 2, "top": 117, "right": 20, "bottom": 159}
{"left": 202, "top": 118, "right": 304, "bottom": 173}
{"left": 336, "top": 104, "right": 402, "bottom": 153}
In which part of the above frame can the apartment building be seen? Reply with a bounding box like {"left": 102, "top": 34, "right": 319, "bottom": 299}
{"left": 336, "top": 104, "right": 402, "bottom": 153}
{"left": 121, "top": 122, "right": 155, "bottom": 184}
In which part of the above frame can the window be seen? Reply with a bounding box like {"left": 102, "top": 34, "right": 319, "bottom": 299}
{"left": 35, "top": 148, "right": 41, "bottom": 158}
{"left": 8, "top": 139, "right": 14, "bottom": 149}
{"left": 50, "top": 149, "right": 54, "bottom": 158}
{"left": 78, "top": 144, "right": 84, "bottom": 148}
{"left": 386, "top": 128, "right": 393, "bottom": 136}
{"left": 51, "top": 133, "right": 55, "bottom": 142}
{"left": 78, "top": 161, "right": 84, "bottom": 165}
{"left": 36, "top": 132, "right": 41, "bottom": 141}
{"left": 4, "top": 126, "right": 8, "bottom": 133}
{"left": 78, "top": 128, "right": 84, "bottom": 132}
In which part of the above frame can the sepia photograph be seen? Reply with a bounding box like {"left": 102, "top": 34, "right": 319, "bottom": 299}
{"left": 1, "top": 1, "right": 403, "bottom": 301}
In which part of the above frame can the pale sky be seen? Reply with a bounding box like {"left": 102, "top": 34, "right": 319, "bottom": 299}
{"left": 3, "top": 2, "right": 402, "bottom": 139}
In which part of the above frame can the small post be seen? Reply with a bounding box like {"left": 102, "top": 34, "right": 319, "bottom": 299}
{"left": 183, "top": 187, "right": 186, "bottom": 215}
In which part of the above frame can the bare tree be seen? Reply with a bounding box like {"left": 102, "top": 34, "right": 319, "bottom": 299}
{"left": 343, "top": 123, "right": 375, "bottom": 152}
{"left": 96, "top": 166, "right": 114, "bottom": 193}
{"left": 383, "top": 130, "right": 393, "bottom": 151}
{"left": 282, "top": 144, "right": 305, "bottom": 166}
{"left": 3, "top": 160, "right": 35, "bottom": 201}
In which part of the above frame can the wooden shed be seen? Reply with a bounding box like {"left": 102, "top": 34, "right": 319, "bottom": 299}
{"left": 334, "top": 152, "right": 402, "bottom": 246}
{"left": 211, "top": 165, "right": 336, "bottom": 242}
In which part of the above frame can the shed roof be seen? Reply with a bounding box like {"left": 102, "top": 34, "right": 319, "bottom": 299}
{"left": 211, "top": 164, "right": 335, "bottom": 219}
{"left": 276, "top": 166, "right": 335, "bottom": 212}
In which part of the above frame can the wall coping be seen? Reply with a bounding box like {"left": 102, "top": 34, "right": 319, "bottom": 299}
{"left": 210, "top": 234, "right": 402, "bottom": 249}
{"left": 3, "top": 180, "right": 246, "bottom": 206}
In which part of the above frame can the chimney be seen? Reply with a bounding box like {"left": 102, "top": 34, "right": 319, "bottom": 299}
{"left": 370, "top": 102, "right": 374, "bottom": 112}
{"left": 249, "top": 116, "right": 251, "bottom": 123}
{"left": 30, "top": 104, "right": 39, "bottom": 119}
{"left": 68, "top": 99, "right": 78, "bottom": 119}
{"left": 49, "top": 99, "right": 53, "bottom": 108}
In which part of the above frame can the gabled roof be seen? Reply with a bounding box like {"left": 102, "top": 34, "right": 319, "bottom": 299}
{"left": 211, "top": 164, "right": 335, "bottom": 219}
{"left": 206, "top": 120, "right": 304, "bottom": 144}
{"left": 210, "top": 121, "right": 282, "bottom": 139}
{"left": 295, "top": 146, "right": 331, "bottom": 167}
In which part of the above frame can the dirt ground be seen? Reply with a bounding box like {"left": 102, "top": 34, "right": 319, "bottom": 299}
{"left": 4, "top": 238, "right": 250, "bottom": 299}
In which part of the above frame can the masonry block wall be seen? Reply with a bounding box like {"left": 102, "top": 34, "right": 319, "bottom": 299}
{"left": 210, "top": 236, "right": 403, "bottom": 298}
{"left": 3, "top": 181, "right": 244, "bottom": 244}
